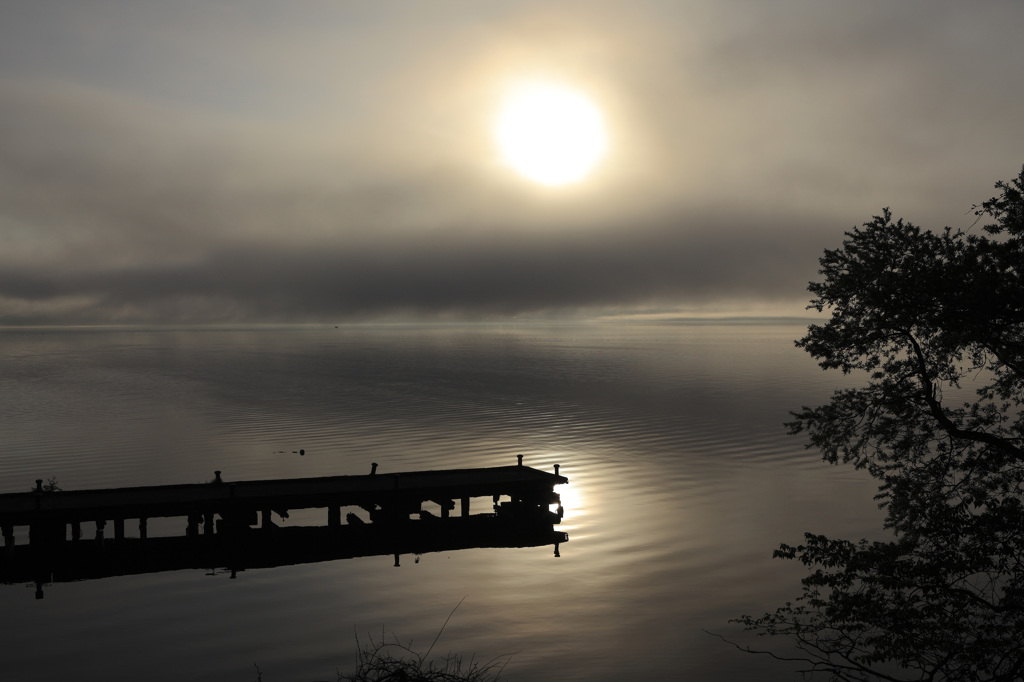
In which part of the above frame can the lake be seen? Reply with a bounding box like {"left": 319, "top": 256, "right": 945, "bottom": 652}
{"left": 0, "top": 322, "right": 883, "bottom": 681}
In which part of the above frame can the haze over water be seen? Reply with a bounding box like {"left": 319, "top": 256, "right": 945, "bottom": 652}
{"left": 0, "top": 322, "right": 883, "bottom": 681}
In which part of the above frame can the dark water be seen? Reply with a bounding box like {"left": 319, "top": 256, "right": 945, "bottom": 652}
{"left": 0, "top": 322, "right": 883, "bottom": 681}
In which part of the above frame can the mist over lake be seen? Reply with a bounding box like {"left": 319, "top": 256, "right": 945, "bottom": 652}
{"left": 0, "top": 322, "right": 882, "bottom": 681}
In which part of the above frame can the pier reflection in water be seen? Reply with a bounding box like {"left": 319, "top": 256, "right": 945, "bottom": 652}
{"left": 4, "top": 512, "right": 566, "bottom": 599}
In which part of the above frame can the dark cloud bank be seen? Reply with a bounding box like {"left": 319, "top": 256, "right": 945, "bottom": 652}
{"left": 0, "top": 216, "right": 826, "bottom": 324}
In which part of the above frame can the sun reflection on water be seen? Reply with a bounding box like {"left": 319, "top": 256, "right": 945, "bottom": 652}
{"left": 554, "top": 476, "right": 583, "bottom": 522}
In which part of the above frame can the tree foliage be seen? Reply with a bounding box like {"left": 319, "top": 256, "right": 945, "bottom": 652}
{"left": 736, "top": 167, "right": 1024, "bottom": 681}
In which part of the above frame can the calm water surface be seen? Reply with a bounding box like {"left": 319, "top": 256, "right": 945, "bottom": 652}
{"left": 0, "top": 323, "right": 883, "bottom": 681}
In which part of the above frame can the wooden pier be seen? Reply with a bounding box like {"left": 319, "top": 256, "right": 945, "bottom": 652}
{"left": 0, "top": 457, "right": 567, "bottom": 551}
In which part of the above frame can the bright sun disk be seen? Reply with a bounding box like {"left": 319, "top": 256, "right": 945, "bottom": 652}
{"left": 495, "top": 84, "right": 607, "bottom": 186}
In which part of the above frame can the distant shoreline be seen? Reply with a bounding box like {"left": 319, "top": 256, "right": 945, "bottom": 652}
{"left": 0, "top": 316, "right": 819, "bottom": 331}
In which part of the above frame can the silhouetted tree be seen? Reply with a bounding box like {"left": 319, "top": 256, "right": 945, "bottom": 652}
{"left": 736, "top": 167, "right": 1024, "bottom": 681}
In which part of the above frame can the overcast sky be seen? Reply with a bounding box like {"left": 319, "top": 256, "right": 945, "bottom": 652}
{"left": 2, "top": 0, "right": 1023, "bottom": 324}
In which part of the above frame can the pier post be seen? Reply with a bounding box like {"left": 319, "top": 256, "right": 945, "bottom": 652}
{"left": 554, "top": 464, "right": 560, "bottom": 475}
{"left": 3, "top": 524, "right": 13, "bottom": 549}
{"left": 114, "top": 518, "right": 125, "bottom": 542}
{"left": 187, "top": 514, "right": 200, "bottom": 537}
{"left": 71, "top": 521, "right": 81, "bottom": 542}
{"left": 517, "top": 454, "right": 523, "bottom": 466}
{"left": 262, "top": 508, "right": 273, "bottom": 529}
{"left": 204, "top": 513, "right": 215, "bottom": 536}
{"left": 441, "top": 502, "right": 450, "bottom": 519}
{"left": 328, "top": 505, "right": 341, "bottom": 528}
{"left": 139, "top": 518, "right": 148, "bottom": 540}
{"left": 95, "top": 519, "right": 106, "bottom": 543}
{"left": 461, "top": 497, "right": 470, "bottom": 517}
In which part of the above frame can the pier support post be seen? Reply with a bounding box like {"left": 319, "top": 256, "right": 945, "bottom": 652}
{"left": 3, "top": 524, "right": 13, "bottom": 549}
{"left": 204, "top": 513, "right": 215, "bottom": 536}
{"left": 441, "top": 502, "right": 450, "bottom": 519}
{"left": 139, "top": 518, "right": 148, "bottom": 540}
{"left": 114, "top": 518, "right": 125, "bottom": 542}
{"left": 461, "top": 497, "right": 470, "bottom": 517}
{"left": 71, "top": 521, "right": 81, "bottom": 542}
{"left": 328, "top": 505, "right": 341, "bottom": 528}
{"left": 187, "top": 514, "right": 200, "bottom": 537}
{"left": 95, "top": 519, "right": 106, "bottom": 543}
{"left": 262, "top": 509, "right": 273, "bottom": 529}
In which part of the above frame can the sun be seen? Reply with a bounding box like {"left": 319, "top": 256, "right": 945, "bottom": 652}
{"left": 495, "top": 83, "right": 607, "bottom": 186}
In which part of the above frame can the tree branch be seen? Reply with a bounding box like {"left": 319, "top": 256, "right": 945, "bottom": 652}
{"left": 903, "top": 332, "right": 1024, "bottom": 459}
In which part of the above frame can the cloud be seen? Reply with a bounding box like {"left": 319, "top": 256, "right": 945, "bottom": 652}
{"left": 1, "top": 1, "right": 1023, "bottom": 323}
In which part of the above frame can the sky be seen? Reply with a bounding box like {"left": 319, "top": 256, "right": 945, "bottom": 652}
{"left": 2, "top": 0, "right": 1023, "bottom": 324}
